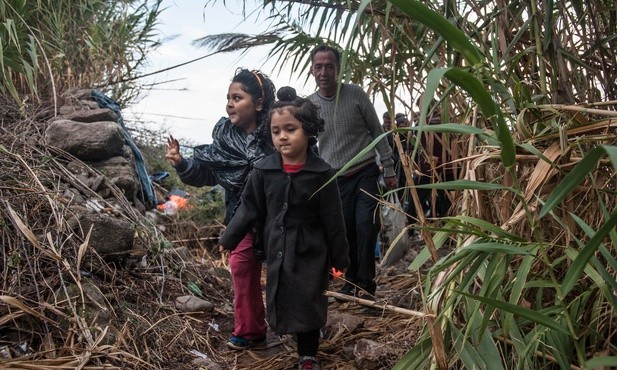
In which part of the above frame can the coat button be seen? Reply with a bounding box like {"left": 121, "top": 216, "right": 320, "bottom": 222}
{"left": 277, "top": 251, "right": 283, "bottom": 258}
{"left": 282, "top": 203, "right": 288, "bottom": 210}
{"left": 279, "top": 226, "right": 284, "bottom": 233}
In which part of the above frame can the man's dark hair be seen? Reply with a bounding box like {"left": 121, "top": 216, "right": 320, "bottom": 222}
{"left": 310, "top": 44, "right": 340, "bottom": 68}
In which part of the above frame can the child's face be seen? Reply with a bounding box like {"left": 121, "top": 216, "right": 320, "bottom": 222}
{"left": 270, "top": 110, "right": 309, "bottom": 164}
{"left": 226, "top": 82, "right": 262, "bottom": 133}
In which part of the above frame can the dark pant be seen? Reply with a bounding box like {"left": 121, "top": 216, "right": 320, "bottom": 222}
{"left": 337, "top": 163, "right": 380, "bottom": 294}
{"left": 297, "top": 329, "right": 320, "bottom": 356}
{"left": 406, "top": 174, "right": 452, "bottom": 220}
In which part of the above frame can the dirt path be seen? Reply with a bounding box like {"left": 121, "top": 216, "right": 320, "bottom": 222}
{"left": 181, "top": 251, "right": 424, "bottom": 370}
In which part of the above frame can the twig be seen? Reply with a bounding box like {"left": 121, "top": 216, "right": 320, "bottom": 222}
{"left": 324, "top": 291, "right": 433, "bottom": 318}
{"left": 171, "top": 236, "right": 219, "bottom": 243}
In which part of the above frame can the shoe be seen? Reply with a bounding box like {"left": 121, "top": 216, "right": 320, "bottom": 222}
{"left": 298, "top": 356, "right": 321, "bottom": 370}
{"left": 334, "top": 284, "right": 355, "bottom": 303}
{"left": 337, "top": 283, "right": 355, "bottom": 296}
{"left": 356, "top": 288, "right": 376, "bottom": 301}
{"left": 226, "top": 335, "right": 266, "bottom": 350}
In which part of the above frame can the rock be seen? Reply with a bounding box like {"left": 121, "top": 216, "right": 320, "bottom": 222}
{"left": 353, "top": 338, "right": 399, "bottom": 370}
{"left": 325, "top": 312, "right": 364, "bottom": 335}
{"left": 191, "top": 356, "right": 223, "bottom": 370}
{"left": 69, "top": 211, "right": 135, "bottom": 256}
{"left": 44, "top": 119, "right": 124, "bottom": 161}
{"left": 175, "top": 296, "right": 214, "bottom": 312}
{"left": 63, "top": 188, "right": 86, "bottom": 204}
{"left": 50, "top": 108, "right": 117, "bottom": 124}
{"left": 88, "top": 156, "right": 138, "bottom": 200}
{"left": 206, "top": 267, "right": 231, "bottom": 281}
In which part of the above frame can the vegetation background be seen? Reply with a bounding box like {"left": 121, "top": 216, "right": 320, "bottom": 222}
{"left": 1, "top": 0, "right": 616, "bottom": 369}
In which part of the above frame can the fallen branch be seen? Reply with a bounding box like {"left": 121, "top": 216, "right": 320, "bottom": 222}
{"left": 324, "top": 291, "right": 433, "bottom": 318}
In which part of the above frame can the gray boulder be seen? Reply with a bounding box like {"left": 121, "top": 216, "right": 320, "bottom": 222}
{"left": 45, "top": 119, "right": 124, "bottom": 161}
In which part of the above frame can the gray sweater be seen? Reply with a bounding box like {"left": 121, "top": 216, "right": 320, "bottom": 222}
{"left": 309, "top": 84, "right": 395, "bottom": 177}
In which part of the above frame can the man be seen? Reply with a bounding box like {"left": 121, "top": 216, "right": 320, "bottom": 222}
{"left": 383, "top": 111, "right": 393, "bottom": 132}
{"left": 393, "top": 113, "right": 412, "bottom": 200}
{"left": 382, "top": 111, "right": 395, "bottom": 155}
{"left": 308, "top": 44, "right": 397, "bottom": 298}
{"left": 407, "top": 100, "right": 453, "bottom": 219}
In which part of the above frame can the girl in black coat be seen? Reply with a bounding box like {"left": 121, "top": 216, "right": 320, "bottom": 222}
{"left": 219, "top": 87, "right": 350, "bottom": 370}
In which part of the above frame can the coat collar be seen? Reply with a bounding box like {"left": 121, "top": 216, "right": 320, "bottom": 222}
{"left": 255, "top": 150, "right": 331, "bottom": 173}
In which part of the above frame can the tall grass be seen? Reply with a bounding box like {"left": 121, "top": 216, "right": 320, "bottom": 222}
{"left": 0, "top": 0, "right": 162, "bottom": 107}
{"left": 200, "top": 0, "right": 617, "bottom": 368}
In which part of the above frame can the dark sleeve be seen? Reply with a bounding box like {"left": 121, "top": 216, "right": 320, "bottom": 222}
{"left": 174, "top": 157, "right": 217, "bottom": 187}
{"left": 319, "top": 170, "right": 350, "bottom": 270}
{"left": 218, "top": 169, "right": 266, "bottom": 250}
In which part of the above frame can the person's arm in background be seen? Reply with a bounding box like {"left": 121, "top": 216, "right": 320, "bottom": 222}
{"left": 166, "top": 135, "right": 217, "bottom": 187}
{"left": 357, "top": 91, "right": 397, "bottom": 189}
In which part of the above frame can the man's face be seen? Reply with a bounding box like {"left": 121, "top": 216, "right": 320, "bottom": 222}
{"left": 396, "top": 117, "right": 410, "bottom": 128}
{"left": 383, "top": 116, "right": 392, "bottom": 130}
{"left": 311, "top": 50, "right": 338, "bottom": 95}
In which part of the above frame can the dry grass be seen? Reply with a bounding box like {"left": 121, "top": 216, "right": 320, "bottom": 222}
{"left": 0, "top": 96, "right": 428, "bottom": 369}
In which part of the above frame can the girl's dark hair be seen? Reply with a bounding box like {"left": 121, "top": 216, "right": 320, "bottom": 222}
{"left": 269, "top": 87, "right": 325, "bottom": 142}
{"left": 231, "top": 68, "right": 276, "bottom": 134}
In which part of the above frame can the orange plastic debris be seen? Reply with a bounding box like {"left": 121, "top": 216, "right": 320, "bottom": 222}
{"left": 331, "top": 267, "right": 344, "bottom": 279}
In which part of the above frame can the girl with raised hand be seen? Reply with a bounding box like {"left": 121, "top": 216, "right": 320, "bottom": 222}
{"left": 219, "top": 87, "right": 350, "bottom": 370}
{"left": 166, "top": 68, "right": 276, "bottom": 350}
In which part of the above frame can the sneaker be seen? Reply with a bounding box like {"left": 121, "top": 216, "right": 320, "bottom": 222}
{"left": 226, "top": 335, "right": 266, "bottom": 350}
{"left": 337, "top": 283, "right": 355, "bottom": 296}
{"left": 298, "top": 356, "right": 321, "bottom": 370}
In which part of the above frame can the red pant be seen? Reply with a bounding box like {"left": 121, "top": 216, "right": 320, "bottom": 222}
{"left": 229, "top": 233, "right": 266, "bottom": 339}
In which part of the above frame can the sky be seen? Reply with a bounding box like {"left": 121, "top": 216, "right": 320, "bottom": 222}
{"left": 127, "top": 0, "right": 389, "bottom": 145}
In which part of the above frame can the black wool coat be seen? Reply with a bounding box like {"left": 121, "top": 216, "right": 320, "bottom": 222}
{"left": 219, "top": 151, "right": 350, "bottom": 334}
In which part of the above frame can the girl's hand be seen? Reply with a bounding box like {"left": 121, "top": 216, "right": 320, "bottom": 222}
{"left": 165, "top": 135, "right": 183, "bottom": 167}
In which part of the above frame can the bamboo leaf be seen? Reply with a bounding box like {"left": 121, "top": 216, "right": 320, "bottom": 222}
{"left": 408, "top": 229, "right": 451, "bottom": 272}
{"left": 414, "top": 179, "right": 507, "bottom": 191}
{"left": 452, "top": 322, "right": 489, "bottom": 369}
{"left": 540, "top": 145, "right": 617, "bottom": 218}
{"left": 464, "top": 242, "right": 537, "bottom": 255}
{"left": 391, "top": 337, "right": 431, "bottom": 370}
{"left": 561, "top": 209, "right": 617, "bottom": 296}
{"left": 313, "top": 131, "right": 389, "bottom": 195}
{"left": 387, "top": 0, "right": 482, "bottom": 65}
{"left": 395, "top": 123, "right": 500, "bottom": 145}
{"left": 457, "top": 291, "right": 568, "bottom": 334}
{"left": 443, "top": 68, "right": 516, "bottom": 167}
{"left": 453, "top": 216, "right": 525, "bottom": 241}
{"left": 585, "top": 357, "right": 617, "bottom": 368}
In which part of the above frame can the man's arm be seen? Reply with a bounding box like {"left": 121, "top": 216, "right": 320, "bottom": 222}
{"left": 357, "top": 88, "right": 397, "bottom": 184}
